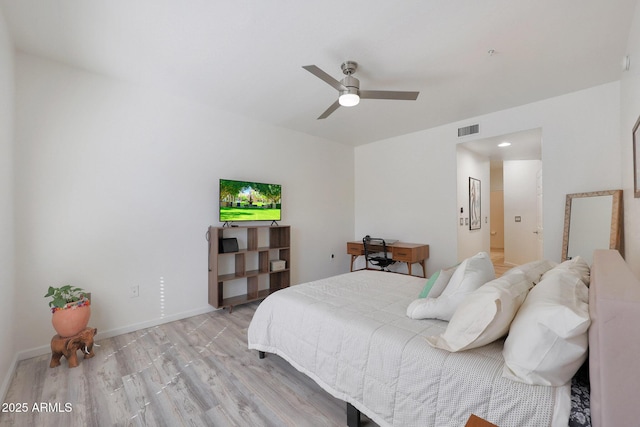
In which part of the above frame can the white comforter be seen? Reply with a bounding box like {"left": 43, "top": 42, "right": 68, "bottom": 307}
{"left": 248, "top": 270, "right": 569, "bottom": 427}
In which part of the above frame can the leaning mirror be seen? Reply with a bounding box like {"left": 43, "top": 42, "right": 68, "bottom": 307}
{"left": 562, "top": 189, "right": 623, "bottom": 264}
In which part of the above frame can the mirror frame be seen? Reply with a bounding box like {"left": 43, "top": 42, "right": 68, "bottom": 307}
{"left": 562, "top": 189, "right": 624, "bottom": 261}
{"left": 634, "top": 115, "right": 640, "bottom": 198}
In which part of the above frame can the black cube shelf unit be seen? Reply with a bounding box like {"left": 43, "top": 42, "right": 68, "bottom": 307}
{"left": 208, "top": 225, "right": 290, "bottom": 310}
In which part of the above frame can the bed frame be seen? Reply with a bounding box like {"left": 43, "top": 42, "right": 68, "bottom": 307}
{"left": 588, "top": 249, "right": 640, "bottom": 427}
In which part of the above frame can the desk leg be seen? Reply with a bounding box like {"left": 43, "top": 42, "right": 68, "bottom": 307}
{"left": 351, "top": 255, "right": 362, "bottom": 272}
{"left": 350, "top": 255, "right": 369, "bottom": 272}
{"left": 406, "top": 261, "right": 427, "bottom": 277}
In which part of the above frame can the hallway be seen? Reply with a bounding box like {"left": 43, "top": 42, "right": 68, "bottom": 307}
{"left": 490, "top": 248, "right": 510, "bottom": 277}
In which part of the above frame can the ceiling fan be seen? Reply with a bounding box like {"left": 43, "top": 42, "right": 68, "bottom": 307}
{"left": 302, "top": 61, "right": 420, "bottom": 119}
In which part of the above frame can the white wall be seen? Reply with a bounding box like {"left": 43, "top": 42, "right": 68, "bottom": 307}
{"left": 355, "top": 82, "right": 621, "bottom": 273}
{"left": 354, "top": 125, "right": 457, "bottom": 274}
{"left": 0, "top": 6, "right": 15, "bottom": 400}
{"left": 456, "top": 146, "right": 490, "bottom": 260}
{"left": 621, "top": 1, "right": 640, "bottom": 278}
{"left": 13, "top": 54, "right": 354, "bottom": 358}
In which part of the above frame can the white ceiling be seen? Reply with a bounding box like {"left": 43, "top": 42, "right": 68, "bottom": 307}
{"left": 460, "top": 128, "right": 542, "bottom": 165}
{"left": 1, "top": 0, "right": 636, "bottom": 146}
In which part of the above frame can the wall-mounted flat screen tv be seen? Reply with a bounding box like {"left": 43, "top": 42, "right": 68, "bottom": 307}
{"left": 219, "top": 179, "right": 282, "bottom": 223}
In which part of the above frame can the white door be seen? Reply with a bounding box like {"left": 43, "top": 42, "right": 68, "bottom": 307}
{"left": 503, "top": 160, "right": 541, "bottom": 265}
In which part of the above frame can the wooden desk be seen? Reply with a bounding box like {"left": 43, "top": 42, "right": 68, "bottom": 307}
{"left": 347, "top": 241, "right": 429, "bottom": 277}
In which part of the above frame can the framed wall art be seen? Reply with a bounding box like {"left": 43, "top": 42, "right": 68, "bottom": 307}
{"left": 634, "top": 114, "right": 640, "bottom": 198}
{"left": 469, "top": 177, "right": 481, "bottom": 230}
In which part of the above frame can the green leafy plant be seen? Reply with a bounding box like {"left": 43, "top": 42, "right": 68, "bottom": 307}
{"left": 45, "top": 285, "right": 88, "bottom": 309}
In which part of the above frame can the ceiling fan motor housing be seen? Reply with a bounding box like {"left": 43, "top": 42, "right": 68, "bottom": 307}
{"left": 340, "top": 75, "right": 360, "bottom": 96}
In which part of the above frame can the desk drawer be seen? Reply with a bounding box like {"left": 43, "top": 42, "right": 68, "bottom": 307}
{"left": 347, "top": 243, "right": 364, "bottom": 255}
{"left": 392, "top": 248, "right": 413, "bottom": 262}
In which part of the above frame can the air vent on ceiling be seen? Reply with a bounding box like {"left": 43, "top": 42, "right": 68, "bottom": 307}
{"left": 458, "top": 124, "right": 479, "bottom": 137}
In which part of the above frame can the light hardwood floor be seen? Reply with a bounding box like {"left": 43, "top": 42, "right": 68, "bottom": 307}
{"left": 490, "top": 248, "right": 510, "bottom": 277}
{"left": 1, "top": 304, "right": 374, "bottom": 427}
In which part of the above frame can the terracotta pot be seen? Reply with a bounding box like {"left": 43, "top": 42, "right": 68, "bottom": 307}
{"left": 51, "top": 299, "right": 91, "bottom": 337}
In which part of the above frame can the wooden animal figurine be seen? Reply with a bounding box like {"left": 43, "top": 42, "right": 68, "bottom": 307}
{"left": 50, "top": 327, "right": 97, "bottom": 368}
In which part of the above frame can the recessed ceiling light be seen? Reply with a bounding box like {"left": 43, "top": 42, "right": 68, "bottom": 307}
{"left": 498, "top": 142, "right": 511, "bottom": 147}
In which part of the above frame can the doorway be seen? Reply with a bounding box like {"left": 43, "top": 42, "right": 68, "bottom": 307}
{"left": 490, "top": 164, "right": 506, "bottom": 275}
{"left": 457, "top": 128, "right": 542, "bottom": 271}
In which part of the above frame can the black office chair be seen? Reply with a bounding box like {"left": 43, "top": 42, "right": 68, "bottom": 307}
{"left": 363, "top": 235, "right": 396, "bottom": 271}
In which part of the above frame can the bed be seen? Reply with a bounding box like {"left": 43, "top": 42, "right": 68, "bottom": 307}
{"left": 247, "top": 249, "right": 640, "bottom": 427}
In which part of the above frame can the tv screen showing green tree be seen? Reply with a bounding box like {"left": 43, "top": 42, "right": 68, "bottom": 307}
{"left": 219, "top": 179, "right": 282, "bottom": 222}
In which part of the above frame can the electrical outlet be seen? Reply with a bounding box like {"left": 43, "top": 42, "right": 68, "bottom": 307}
{"left": 130, "top": 285, "right": 139, "bottom": 298}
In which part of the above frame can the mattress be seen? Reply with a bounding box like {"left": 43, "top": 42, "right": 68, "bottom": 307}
{"left": 248, "top": 270, "right": 570, "bottom": 427}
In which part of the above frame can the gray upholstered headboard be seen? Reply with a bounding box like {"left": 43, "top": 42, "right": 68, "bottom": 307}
{"left": 589, "top": 249, "right": 640, "bottom": 427}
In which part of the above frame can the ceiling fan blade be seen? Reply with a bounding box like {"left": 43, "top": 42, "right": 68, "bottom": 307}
{"left": 360, "top": 90, "right": 419, "bottom": 101}
{"left": 303, "top": 65, "right": 347, "bottom": 91}
{"left": 317, "top": 100, "right": 341, "bottom": 119}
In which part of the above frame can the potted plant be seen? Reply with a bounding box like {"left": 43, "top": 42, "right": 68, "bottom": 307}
{"left": 45, "top": 285, "right": 91, "bottom": 338}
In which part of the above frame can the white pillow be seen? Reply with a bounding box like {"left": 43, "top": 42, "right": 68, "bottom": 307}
{"left": 503, "top": 259, "right": 557, "bottom": 285}
{"left": 541, "top": 256, "right": 590, "bottom": 286}
{"left": 502, "top": 270, "right": 590, "bottom": 386}
{"left": 406, "top": 252, "right": 495, "bottom": 321}
{"left": 426, "top": 271, "right": 532, "bottom": 352}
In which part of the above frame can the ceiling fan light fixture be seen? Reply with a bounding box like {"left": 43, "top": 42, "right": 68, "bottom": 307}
{"left": 339, "top": 74, "right": 360, "bottom": 106}
{"left": 339, "top": 92, "right": 360, "bottom": 107}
